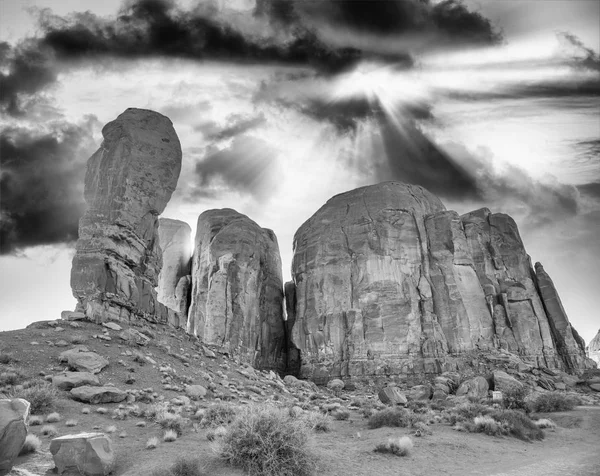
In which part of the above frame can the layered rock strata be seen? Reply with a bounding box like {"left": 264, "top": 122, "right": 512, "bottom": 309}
{"left": 187, "top": 209, "right": 293, "bottom": 371}
{"left": 286, "top": 182, "right": 593, "bottom": 382}
{"left": 70, "top": 108, "right": 182, "bottom": 324}
{"left": 587, "top": 330, "right": 600, "bottom": 365}
{"left": 156, "top": 218, "right": 192, "bottom": 324}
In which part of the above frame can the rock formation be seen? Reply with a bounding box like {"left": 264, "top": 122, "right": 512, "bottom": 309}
{"left": 285, "top": 182, "right": 594, "bottom": 382}
{"left": 156, "top": 218, "right": 192, "bottom": 323}
{"left": 588, "top": 329, "right": 600, "bottom": 365}
{"left": 70, "top": 108, "right": 182, "bottom": 324}
{"left": 187, "top": 209, "right": 292, "bottom": 371}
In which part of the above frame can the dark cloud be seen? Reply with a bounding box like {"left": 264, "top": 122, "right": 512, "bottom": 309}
{"left": 203, "top": 113, "right": 267, "bottom": 141}
{"left": 193, "top": 135, "right": 279, "bottom": 201}
{"left": 0, "top": 118, "right": 98, "bottom": 254}
{"left": 577, "top": 182, "right": 600, "bottom": 201}
{"left": 260, "top": 0, "right": 502, "bottom": 45}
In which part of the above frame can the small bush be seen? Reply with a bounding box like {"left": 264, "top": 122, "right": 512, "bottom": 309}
{"left": 41, "top": 425, "right": 58, "bottom": 437}
{"left": 119, "top": 431, "right": 127, "bottom": 438}
{"left": 332, "top": 409, "right": 350, "bottom": 421}
{"left": 146, "top": 437, "right": 159, "bottom": 449}
{"left": 490, "top": 410, "right": 544, "bottom": 441}
{"left": 529, "top": 392, "right": 576, "bottom": 413}
{"left": 150, "top": 456, "right": 207, "bottom": 476}
{"left": 534, "top": 418, "right": 556, "bottom": 429}
{"left": 473, "top": 415, "right": 503, "bottom": 436}
{"left": 157, "top": 411, "right": 184, "bottom": 436}
{"left": 28, "top": 415, "right": 43, "bottom": 426}
{"left": 19, "top": 434, "right": 42, "bottom": 455}
{"left": 374, "top": 436, "right": 413, "bottom": 457}
{"left": 206, "top": 426, "right": 227, "bottom": 441}
{"left": 201, "top": 403, "right": 238, "bottom": 428}
{"left": 46, "top": 412, "right": 61, "bottom": 423}
{"left": 446, "top": 403, "right": 492, "bottom": 425}
{"left": 81, "top": 407, "right": 91, "bottom": 414}
{"left": 368, "top": 408, "right": 411, "bottom": 429}
{"left": 11, "top": 383, "right": 58, "bottom": 414}
{"left": 136, "top": 421, "right": 147, "bottom": 427}
{"left": 163, "top": 429, "right": 178, "bottom": 442}
{"left": 412, "top": 421, "right": 432, "bottom": 436}
{"left": 105, "top": 425, "right": 117, "bottom": 434}
{"left": 65, "top": 420, "right": 78, "bottom": 427}
{"left": 300, "top": 411, "right": 332, "bottom": 433}
{"left": 0, "top": 371, "right": 20, "bottom": 386}
{"left": 219, "top": 406, "right": 317, "bottom": 476}
{"left": 502, "top": 385, "right": 529, "bottom": 411}
{"left": 96, "top": 407, "right": 108, "bottom": 415}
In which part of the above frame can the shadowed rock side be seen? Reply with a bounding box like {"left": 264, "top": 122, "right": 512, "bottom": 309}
{"left": 588, "top": 329, "right": 600, "bottom": 365}
{"left": 187, "top": 209, "right": 292, "bottom": 371}
{"left": 534, "top": 262, "right": 591, "bottom": 371}
{"left": 70, "top": 108, "right": 182, "bottom": 324}
{"left": 286, "top": 182, "right": 593, "bottom": 383}
{"left": 156, "top": 218, "right": 192, "bottom": 325}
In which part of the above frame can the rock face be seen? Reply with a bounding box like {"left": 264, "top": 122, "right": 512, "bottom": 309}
{"left": 70, "top": 386, "right": 127, "bottom": 404}
{"left": 286, "top": 182, "right": 593, "bottom": 382}
{"left": 70, "top": 108, "right": 182, "bottom": 325}
{"left": 0, "top": 399, "right": 28, "bottom": 476}
{"left": 588, "top": 330, "right": 600, "bottom": 365}
{"left": 50, "top": 433, "right": 114, "bottom": 476}
{"left": 187, "top": 209, "right": 291, "bottom": 371}
{"left": 156, "top": 218, "right": 192, "bottom": 322}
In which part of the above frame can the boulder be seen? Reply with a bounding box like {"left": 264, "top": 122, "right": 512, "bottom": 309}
{"left": 53, "top": 372, "right": 101, "bottom": 391}
{"left": 118, "top": 328, "right": 150, "bottom": 346}
{"left": 185, "top": 385, "right": 207, "bottom": 399}
{"left": 64, "top": 351, "right": 108, "bottom": 375}
{"left": 156, "top": 218, "right": 192, "bottom": 316}
{"left": 50, "top": 433, "right": 114, "bottom": 476}
{"left": 493, "top": 370, "right": 523, "bottom": 391}
{"left": 187, "top": 209, "right": 292, "bottom": 371}
{"left": 285, "top": 182, "right": 591, "bottom": 380}
{"left": 432, "top": 384, "right": 449, "bottom": 401}
{"left": 589, "top": 383, "right": 600, "bottom": 392}
{"left": 456, "top": 376, "right": 489, "bottom": 399}
{"left": 70, "top": 386, "right": 127, "bottom": 404}
{"left": 61, "top": 311, "right": 87, "bottom": 321}
{"left": 378, "top": 387, "right": 408, "bottom": 406}
{"left": 70, "top": 108, "right": 182, "bottom": 325}
{"left": 0, "top": 399, "right": 28, "bottom": 475}
{"left": 327, "top": 379, "right": 345, "bottom": 392}
{"left": 102, "top": 322, "right": 122, "bottom": 331}
{"left": 406, "top": 385, "right": 432, "bottom": 401}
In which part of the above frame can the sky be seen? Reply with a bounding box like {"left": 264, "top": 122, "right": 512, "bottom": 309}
{"left": 0, "top": 0, "right": 599, "bottom": 345}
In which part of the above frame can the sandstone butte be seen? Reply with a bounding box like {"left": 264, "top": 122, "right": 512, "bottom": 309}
{"left": 69, "top": 110, "right": 596, "bottom": 383}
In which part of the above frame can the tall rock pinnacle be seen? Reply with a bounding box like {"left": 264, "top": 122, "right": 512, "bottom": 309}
{"left": 70, "top": 108, "right": 182, "bottom": 324}
{"left": 187, "top": 209, "right": 293, "bottom": 371}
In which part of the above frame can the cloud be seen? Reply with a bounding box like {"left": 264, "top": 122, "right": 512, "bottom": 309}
{"left": 263, "top": 0, "right": 502, "bottom": 46}
{"left": 0, "top": 117, "right": 98, "bottom": 254}
{"left": 202, "top": 113, "right": 266, "bottom": 141}
{"left": 193, "top": 135, "right": 279, "bottom": 201}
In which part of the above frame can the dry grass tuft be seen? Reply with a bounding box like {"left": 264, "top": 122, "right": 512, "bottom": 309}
{"left": 374, "top": 436, "right": 413, "bottom": 457}
{"left": 19, "top": 434, "right": 41, "bottom": 455}
{"left": 146, "top": 437, "right": 159, "bottom": 449}
{"left": 28, "top": 415, "right": 43, "bottom": 426}
{"left": 41, "top": 425, "right": 59, "bottom": 437}
{"left": 46, "top": 412, "right": 61, "bottom": 423}
{"left": 163, "top": 429, "right": 178, "bottom": 442}
{"left": 65, "top": 419, "right": 78, "bottom": 427}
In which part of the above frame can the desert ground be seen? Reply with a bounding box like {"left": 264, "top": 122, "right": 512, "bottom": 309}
{"left": 2, "top": 318, "right": 599, "bottom": 476}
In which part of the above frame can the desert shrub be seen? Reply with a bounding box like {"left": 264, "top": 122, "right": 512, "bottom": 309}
{"left": 534, "top": 418, "right": 556, "bottom": 429}
{"left": 332, "top": 409, "right": 350, "bottom": 421}
{"left": 28, "top": 415, "right": 43, "bottom": 426}
{"left": 146, "top": 437, "right": 159, "bottom": 450}
{"left": 19, "top": 434, "right": 41, "bottom": 455}
{"left": 0, "top": 371, "right": 21, "bottom": 386}
{"left": 472, "top": 415, "right": 503, "bottom": 436}
{"left": 119, "top": 431, "right": 127, "bottom": 438}
{"left": 46, "top": 412, "right": 61, "bottom": 423}
{"left": 157, "top": 412, "right": 184, "bottom": 436}
{"left": 447, "top": 403, "right": 491, "bottom": 425}
{"left": 300, "top": 411, "right": 332, "bottom": 433}
{"left": 11, "top": 383, "right": 58, "bottom": 414}
{"left": 96, "top": 407, "right": 108, "bottom": 414}
{"left": 374, "top": 436, "right": 413, "bottom": 457}
{"left": 41, "top": 425, "right": 58, "bottom": 437}
{"left": 368, "top": 408, "right": 412, "bottom": 429}
{"left": 529, "top": 392, "right": 576, "bottom": 413}
{"left": 219, "top": 406, "right": 317, "bottom": 476}
{"left": 105, "top": 425, "right": 117, "bottom": 434}
{"left": 0, "top": 354, "right": 13, "bottom": 364}
{"left": 81, "top": 407, "right": 91, "bottom": 414}
{"left": 136, "top": 421, "right": 146, "bottom": 427}
{"left": 206, "top": 426, "right": 227, "bottom": 441}
{"left": 163, "top": 429, "right": 178, "bottom": 442}
{"left": 412, "top": 421, "right": 432, "bottom": 436}
{"left": 201, "top": 403, "right": 238, "bottom": 428}
{"left": 407, "top": 400, "right": 430, "bottom": 414}
{"left": 65, "top": 420, "right": 78, "bottom": 427}
{"left": 150, "top": 456, "right": 208, "bottom": 476}
{"left": 502, "top": 385, "right": 529, "bottom": 411}
{"left": 490, "top": 410, "right": 544, "bottom": 441}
